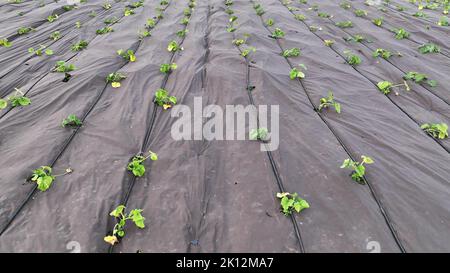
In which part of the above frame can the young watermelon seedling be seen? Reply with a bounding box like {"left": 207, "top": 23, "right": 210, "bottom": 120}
{"left": 1, "top": 88, "right": 31, "bottom": 109}
{"left": 30, "top": 166, "right": 72, "bottom": 192}
{"left": 96, "top": 27, "right": 114, "bottom": 35}
{"left": 276, "top": 192, "right": 310, "bottom": 216}
{"left": 250, "top": 127, "right": 269, "bottom": 141}
{"left": 354, "top": 9, "right": 367, "bottom": 17}
{"left": 28, "top": 45, "right": 53, "bottom": 56}
{"left": 336, "top": 20, "right": 353, "bottom": 28}
{"left": 241, "top": 46, "right": 256, "bottom": 58}
{"left": 17, "top": 27, "right": 34, "bottom": 35}
{"left": 377, "top": 80, "right": 410, "bottom": 95}
{"left": 282, "top": 47, "right": 300, "bottom": 58}
{"left": 127, "top": 150, "right": 158, "bottom": 177}
{"left": 324, "top": 39, "right": 335, "bottom": 46}
{"left": 393, "top": 28, "right": 410, "bottom": 39}
{"left": 154, "top": 88, "right": 177, "bottom": 109}
{"left": 54, "top": 61, "right": 76, "bottom": 73}
{"left": 61, "top": 114, "right": 82, "bottom": 128}
{"left": 289, "top": 64, "right": 307, "bottom": 79}
{"left": 167, "top": 41, "right": 182, "bottom": 52}
{"left": 318, "top": 91, "right": 341, "bottom": 113}
{"left": 403, "top": 72, "right": 437, "bottom": 87}
{"left": 418, "top": 43, "right": 440, "bottom": 54}
{"left": 71, "top": 40, "right": 88, "bottom": 51}
{"left": 117, "top": 49, "right": 137, "bottom": 62}
{"left": 50, "top": 31, "right": 61, "bottom": 41}
{"left": 340, "top": 156, "right": 374, "bottom": 184}
{"left": 344, "top": 51, "right": 361, "bottom": 66}
{"left": 106, "top": 72, "right": 127, "bottom": 88}
{"left": 0, "top": 38, "right": 12, "bottom": 48}
{"left": 160, "top": 63, "right": 177, "bottom": 74}
{"left": 104, "top": 205, "right": 145, "bottom": 245}
{"left": 47, "top": 14, "right": 59, "bottom": 23}
{"left": 372, "top": 48, "right": 392, "bottom": 60}
{"left": 372, "top": 17, "right": 383, "bottom": 26}
{"left": 421, "top": 123, "right": 448, "bottom": 139}
{"left": 438, "top": 16, "right": 449, "bottom": 26}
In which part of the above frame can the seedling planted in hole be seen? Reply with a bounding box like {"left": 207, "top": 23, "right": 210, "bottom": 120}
{"left": 96, "top": 26, "right": 114, "bottom": 35}
{"left": 177, "top": 29, "right": 188, "bottom": 38}
{"left": 105, "top": 17, "right": 119, "bottom": 25}
{"left": 17, "top": 27, "right": 34, "bottom": 35}
{"left": 117, "top": 49, "right": 136, "bottom": 62}
{"left": 340, "top": 156, "right": 373, "bottom": 184}
{"left": 0, "top": 38, "right": 12, "bottom": 48}
{"left": 50, "top": 31, "right": 61, "bottom": 41}
{"left": 54, "top": 61, "right": 75, "bottom": 73}
{"left": 104, "top": 205, "right": 145, "bottom": 245}
{"left": 30, "top": 166, "right": 72, "bottom": 192}
{"left": 28, "top": 45, "right": 53, "bottom": 56}
{"left": 418, "top": 43, "right": 440, "bottom": 54}
{"left": 324, "top": 39, "right": 335, "bottom": 46}
{"left": 276, "top": 192, "right": 310, "bottom": 216}
{"left": 372, "top": 48, "right": 392, "bottom": 60}
{"left": 354, "top": 9, "right": 367, "bottom": 17}
{"left": 250, "top": 127, "right": 269, "bottom": 141}
{"left": 269, "top": 28, "right": 285, "bottom": 39}
{"left": 403, "top": 72, "right": 437, "bottom": 87}
{"left": 160, "top": 63, "right": 177, "bottom": 74}
{"left": 421, "top": 123, "right": 448, "bottom": 139}
{"left": 344, "top": 51, "right": 361, "bottom": 66}
{"left": 336, "top": 21, "right": 353, "bottom": 28}
{"left": 377, "top": 80, "right": 410, "bottom": 95}
{"left": 318, "top": 91, "right": 341, "bottom": 113}
{"left": 71, "top": 40, "right": 88, "bottom": 51}
{"left": 438, "top": 16, "right": 449, "bottom": 26}
{"left": 289, "top": 64, "right": 307, "bottom": 79}
{"left": 47, "top": 14, "right": 59, "bottom": 23}
{"left": 0, "top": 88, "right": 31, "bottom": 109}
{"left": 372, "top": 17, "right": 383, "bottom": 26}
{"left": 106, "top": 72, "right": 127, "bottom": 88}
{"left": 344, "top": 34, "right": 368, "bottom": 43}
{"left": 241, "top": 46, "right": 256, "bottom": 58}
{"left": 282, "top": 47, "right": 300, "bottom": 58}
{"left": 392, "top": 28, "right": 410, "bottom": 39}
{"left": 167, "top": 40, "right": 182, "bottom": 52}
{"left": 318, "top": 12, "right": 331, "bottom": 18}
{"left": 61, "top": 114, "right": 82, "bottom": 128}
{"left": 124, "top": 8, "right": 135, "bottom": 16}
{"left": 127, "top": 150, "right": 158, "bottom": 177}
{"left": 154, "top": 89, "right": 177, "bottom": 109}
{"left": 265, "top": 18, "right": 274, "bottom": 26}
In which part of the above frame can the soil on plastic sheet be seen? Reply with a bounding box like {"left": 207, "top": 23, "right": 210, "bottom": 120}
{"left": 0, "top": 0, "right": 449, "bottom": 253}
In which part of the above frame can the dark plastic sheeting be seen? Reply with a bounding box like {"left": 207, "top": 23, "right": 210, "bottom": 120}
{"left": 0, "top": 0, "right": 449, "bottom": 252}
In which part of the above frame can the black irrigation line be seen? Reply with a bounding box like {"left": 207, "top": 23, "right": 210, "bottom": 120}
{"left": 0, "top": 4, "right": 118, "bottom": 80}
{"left": 0, "top": 3, "right": 133, "bottom": 119}
{"left": 341, "top": 3, "right": 450, "bottom": 59}
{"left": 232, "top": 1, "right": 306, "bottom": 253}
{"left": 302, "top": 4, "right": 450, "bottom": 153}
{"left": 0, "top": 0, "right": 171, "bottom": 237}
{"left": 264, "top": 0, "right": 408, "bottom": 252}
{"left": 107, "top": 0, "right": 195, "bottom": 253}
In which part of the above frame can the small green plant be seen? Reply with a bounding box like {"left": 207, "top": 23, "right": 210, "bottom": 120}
{"left": 282, "top": 47, "right": 300, "bottom": 58}
{"left": 47, "top": 14, "right": 59, "bottom": 23}
{"left": 117, "top": 49, "right": 136, "bottom": 62}
{"left": 104, "top": 205, "right": 145, "bottom": 245}
{"left": 154, "top": 88, "right": 177, "bottom": 109}
{"left": 241, "top": 46, "right": 256, "bottom": 58}
{"left": 75, "top": 22, "right": 82, "bottom": 28}
{"left": 344, "top": 51, "right": 361, "bottom": 66}
{"left": 103, "top": 2, "right": 112, "bottom": 9}
{"left": 50, "top": 31, "right": 61, "bottom": 41}
{"left": 276, "top": 192, "right": 310, "bottom": 216}
{"left": 372, "top": 17, "right": 383, "bottom": 26}
{"left": 254, "top": 3, "right": 265, "bottom": 16}
{"left": 377, "top": 80, "right": 410, "bottom": 95}
{"left": 403, "top": 72, "right": 437, "bottom": 87}
{"left": 30, "top": 166, "right": 72, "bottom": 192}
{"left": 324, "top": 39, "right": 335, "bottom": 46}
{"left": 394, "top": 28, "right": 410, "bottom": 39}
{"left": 269, "top": 28, "right": 285, "bottom": 39}
{"left": 413, "top": 11, "right": 427, "bottom": 17}
{"left": 177, "top": 29, "right": 188, "bottom": 37}
{"left": 418, "top": 43, "right": 440, "bottom": 54}
{"left": 89, "top": 11, "right": 97, "bottom": 17}
{"left": 124, "top": 8, "right": 135, "bottom": 16}
{"left": 372, "top": 48, "right": 392, "bottom": 60}
{"left": 265, "top": 18, "right": 274, "bottom": 26}
{"left": 421, "top": 123, "right": 448, "bottom": 139}
{"left": 336, "top": 20, "right": 353, "bottom": 28}
{"left": 0, "top": 88, "right": 31, "bottom": 109}
{"left": 232, "top": 38, "right": 246, "bottom": 46}
{"left": 71, "top": 40, "right": 88, "bottom": 51}
{"left": 28, "top": 45, "right": 53, "bottom": 56}
{"left": 318, "top": 91, "right": 341, "bottom": 113}
{"left": 127, "top": 150, "right": 158, "bottom": 177}
{"left": 167, "top": 40, "right": 182, "bottom": 52}
{"left": 354, "top": 9, "right": 367, "bottom": 17}
{"left": 106, "top": 72, "right": 127, "bottom": 88}
{"left": 181, "top": 17, "right": 190, "bottom": 25}
{"left": 438, "top": 16, "right": 449, "bottom": 26}
{"left": 0, "top": 38, "right": 12, "bottom": 48}
{"left": 105, "top": 17, "right": 119, "bottom": 25}
{"left": 340, "top": 156, "right": 374, "bottom": 183}
{"left": 344, "top": 34, "right": 367, "bottom": 43}
{"left": 96, "top": 26, "right": 114, "bottom": 35}
{"left": 17, "top": 27, "right": 33, "bottom": 35}
{"left": 146, "top": 18, "right": 156, "bottom": 28}
{"left": 160, "top": 63, "right": 177, "bottom": 74}
{"left": 289, "top": 64, "right": 307, "bottom": 79}
{"left": 294, "top": 14, "right": 306, "bottom": 21}
{"left": 61, "top": 114, "right": 82, "bottom": 128}
{"left": 250, "top": 127, "right": 269, "bottom": 141}
{"left": 54, "top": 61, "right": 75, "bottom": 73}
{"left": 318, "top": 12, "right": 331, "bottom": 18}
{"left": 340, "top": 1, "right": 351, "bottom": 9}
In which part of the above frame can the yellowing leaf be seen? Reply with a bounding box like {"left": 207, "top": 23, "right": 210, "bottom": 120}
{"left": 104, "top": 235, "right": 118, "bottom": 245}
{"left": 163, "top": 104, "right": 172, "bottom": 110}
{"left": 112, "top": 82, "right": 121, "bottom": 88}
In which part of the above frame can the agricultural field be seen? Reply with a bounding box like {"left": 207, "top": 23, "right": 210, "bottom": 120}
{"left": 0, "top": 0, "right": 449, "bottom": 253}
